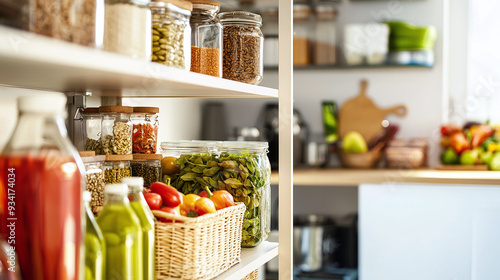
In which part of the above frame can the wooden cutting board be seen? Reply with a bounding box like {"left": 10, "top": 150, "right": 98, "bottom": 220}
{"left": 339, "top": 80, "right": 408, "bottom": 142}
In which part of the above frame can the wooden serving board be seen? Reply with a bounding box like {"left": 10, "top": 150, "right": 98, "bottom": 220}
{"left": 436, "top": 165, "right": 489, "bottom": 171}
{"left": 339, "top": 80, "right": 408, "bottom": 143}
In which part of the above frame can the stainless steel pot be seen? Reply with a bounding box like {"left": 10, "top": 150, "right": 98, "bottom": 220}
{"left": 293, "top": 215, "right": 336, "bottom": 272}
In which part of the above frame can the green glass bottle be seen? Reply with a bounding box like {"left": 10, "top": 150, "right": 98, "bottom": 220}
{"left": 122, "top": 177, "right": 156, "bottom": 280}
{"left": 97, "top": 184, "right": 143, "bottom": 280}
{"left": 322, "top": 101, "right": 339, "bottom": 144}
{"left": 84, "top": 191, "right": 105, "bottom": 280}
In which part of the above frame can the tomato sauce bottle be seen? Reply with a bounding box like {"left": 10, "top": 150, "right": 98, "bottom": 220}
{"left": 0, "top": 92, "right": 85, "bottom": 280}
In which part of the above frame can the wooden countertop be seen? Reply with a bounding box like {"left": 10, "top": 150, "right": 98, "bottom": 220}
{"left": 270, "top": 168, "right": 500, "bottom": 186}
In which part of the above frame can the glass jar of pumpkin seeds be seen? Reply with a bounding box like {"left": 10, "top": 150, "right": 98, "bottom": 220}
{"left": 104, "top": 154, "right": 133, "bottom": 184}
{"left": 99, "top": 106, "right": 133, "bottom": 155}
{"left": 149, "top": 0, "right": 192, "bottom": 70}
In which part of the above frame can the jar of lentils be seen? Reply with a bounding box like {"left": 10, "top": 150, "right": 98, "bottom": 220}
{"left": 81, "top": 153, "right": 106, "bottom": 214}
{"left": 219, "top": 11, "right": 264, "bottom": 85}
{"left": 131, "top": 154, "right": 162, "bottom": 188}
{"left": 99, "top": 106, "right": 133, "bottom": 155}
{"left": 131, "top": 107, "right": 159, "bottom": 154}
{"left": 149, "top": 0, "right": 192, "bottom": 70}
{"left": 104, "top": 154, "right": 132, "bottom": 184}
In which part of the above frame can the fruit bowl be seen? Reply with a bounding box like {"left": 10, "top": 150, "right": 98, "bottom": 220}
{"left": 339, "top": 149, "right": 382, "bottom": 169}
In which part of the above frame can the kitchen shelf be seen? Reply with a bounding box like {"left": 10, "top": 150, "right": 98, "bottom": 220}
{"left": 214, "top": 241, "right": 279, "bottom": 280}
{"left": 264, "top": 63, "right": 433, "bottom": 71}
{"left": 271, "top": 168, "right": 500, "bottom": 186}
{"left": 0, "top": 26, "right": 278, "bottom": 98}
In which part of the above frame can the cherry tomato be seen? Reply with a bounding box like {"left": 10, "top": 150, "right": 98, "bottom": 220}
{"left": 150, "top": 182, "right": 183, "bottom": 207}
{"left": 180, "top": 194, "right": 201, "bottom": 216}
{"left": 158, "top": 206, "right": 180, "bottom": 223}
{"left": 194, "top": 197, "right": 216, "bottom": 216}
{"left": 199, "top": 190, "right": 209, "bottom": 198}
{"left": 210, "top": 190, "right": 235, "bottom": 210}
{"left": 143, "top": 193, "right": 162, "bottom": 210}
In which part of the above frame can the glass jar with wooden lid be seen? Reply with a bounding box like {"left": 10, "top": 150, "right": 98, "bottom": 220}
{"left": 99, "top": 106, "right": 133, "bottom": 155}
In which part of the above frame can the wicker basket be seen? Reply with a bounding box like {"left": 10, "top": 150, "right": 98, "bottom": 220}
{"left": 241, "top": 269, "right": 259, "bottom": 280}
{"left": 152, "top": 202, "right": 246, "bottom": 280}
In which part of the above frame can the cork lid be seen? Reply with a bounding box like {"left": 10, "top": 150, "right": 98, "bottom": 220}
{"left": 133, "top": 107, "right": 160, "bottom": 114}
{"left": 105, "top": 154, "right": 133, "bottom": 161}
{"left": 80, "top": 107, "right": 100, "bottom": 114}
{"left": 79, "top": 151, "right": 96, "bottom": 157}
{"left": 99, "top": 106, "right": 133, "bottom": 113}
{"left": 81, "top": 155, "right": 106, "bottom": 163}
{"left": 133, "top": 154, "right": 163, "bottom": 160}
{"left": 191, "top": 0, "right": 220, "bottom": 7}
{"left": 152, "top": 0, "right": 193, "bottom": 11}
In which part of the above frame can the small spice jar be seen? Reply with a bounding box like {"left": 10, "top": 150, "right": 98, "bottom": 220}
{"left": 80, "top": 107, "right": 103, "bottom": 154}
{"left": 293, "top": 2, "right": 313, "bottom": 66}
{"left": 149, "top": 0, "right": 192, "bottom": 70}
{"left": 99, "top": 106, "right": 133, "bottom": 155}
{"left": 131, "top": 107, "right": 159, "bottom": 154}
{"left": 131, "top": 154, "right": 162, "bottom": 188}
{"left": 219, "top": 11, "right": 264, "bottom": 85}
{"left": 103, "top": 0, "right": 152, "bottom": 59}
{"left": 190, "top": 0, "right": 222, "bottom": 77}
{"left": 313, "top": 1, "right": 338, "bottom": 65}
{"left": 80, "top": 152, "right": 106, "bottom": 213}
{"left": 104, "top": 154, "right": 132, "bottom": 184}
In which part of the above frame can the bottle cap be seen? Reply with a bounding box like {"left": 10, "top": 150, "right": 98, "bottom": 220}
{"left": 121, "top": 177, "right": 144, "bottom": 192}
{"left": 18, "top": 92, "right": 67, "bottom": 114}
{"left": 104, "top": 183, "right": 129, "bottom": 195}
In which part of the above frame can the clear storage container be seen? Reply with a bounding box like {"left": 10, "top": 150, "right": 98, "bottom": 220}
{"left": 100, "top": 106, "right": 133, "bottom": 155}
{"left": 313, "top": 1, "right": 337, "bottom": 65}
{"left": 131, "top": 107, "right": 159, "bottom": 154}
{"left": 81, "top": 152, "right": 106, "bottom": 212}
{"left": 80, "top": 107, "right": 103, "bottom": 154}
{"left": 190, "top": 0, "right": 222, "bottom": 77}
{"left": 219, "top": 11, "right": 264, "bottom": 85}
{"left": 149, "top": 0, "right": 192, "bottom": 69}
{"left": 103, "top": 0, "right": 151, "bottom": 59}
{"left": 131, "top": 154, "right": 162, "bottom": 188}
{"left": 293, "top": 2, "right": 312, "bottom": 65}
{"left": 104, "top": 154, "right": 132, "bottom": 184}
{"left": 262, "top": 7, "right": 279, "bottom": 68}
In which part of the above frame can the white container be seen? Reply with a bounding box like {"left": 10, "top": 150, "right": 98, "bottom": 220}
{"left": 344, "top": 23, "right": 389, "bottom": 65}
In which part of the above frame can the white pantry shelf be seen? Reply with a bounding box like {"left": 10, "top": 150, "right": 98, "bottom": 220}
{"left": 214, "top": 241, "right": 279, "bottom": 280}
{"left": 0, "top": 26, "right": 278, "bottom": 98}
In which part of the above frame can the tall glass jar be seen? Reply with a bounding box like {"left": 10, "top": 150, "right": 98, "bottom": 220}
{"left": 149, "top": 0, "right": 192, "bottom": 70}
{"left": 81, "top": 153, "right": 106, "bottom": 213}
{"left": 132, "top": 107, "right": 159, "bottom": 154}
{"left": 219, "top": 11, "right": 264, "bottom": 85}
{"left": 262, "top": 7, "right": 279, "bottom": 68}
{"left": 103, "top": 0, "right": 151, "bottom": 59}
{"left": 314, "top": 1, "right": 337, "bottom": 65}
{"left": 80, "top": 107, "right": 103, "bottom": 154}
{"left": 216, "top": 141, "right": 271, "bottom": 247}
{"left": 104, "top": 154, "right": 132, "bottom": 184}
{"left": 293, "top": 2, "right": 312, "bottom": 65}
{"left": 190, "top": 0, "right": 222, "bottom": 77}
{"left": 100, "top": 106, "right": 133, "bottom": 155}
{"left": 83, "top": 191, "right": 105, "bottom": 280}
{"left": 0, "top": 92, "right": 84, "bottom": 280}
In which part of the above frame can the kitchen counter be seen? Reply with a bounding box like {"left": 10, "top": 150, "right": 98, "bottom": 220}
{"left": 271, "top": 168, "right": 500, "bottom": 186}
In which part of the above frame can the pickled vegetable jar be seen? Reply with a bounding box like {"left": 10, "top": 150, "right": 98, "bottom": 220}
{"left": 122, "top": 177, "right": 155, "bottom": 280}
{"left": 104, "top": 154, "right": 132, "bottom": 184}
{"left": 131, "top": 107, "right": 159, "bottom": 154}
{"left": 131, "top": 154, "right": 162, "bottom": 188}
{"left": 97, "top": 183, "right": 143, "bottom": 280}
{"left": 83, "top": 191, "right": 105, "bottom": 280}
{"left": 100, "top": 106, "right": 133, "bottom": 155}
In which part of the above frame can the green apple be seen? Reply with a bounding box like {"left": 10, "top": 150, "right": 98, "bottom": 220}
{"left": 342, "top": 131, "right": 368, "bottom": 153}
{"left": 489, "top": 152, "right": 500, "bottom": 171}
{"left": 441, "top": 147, "right": 459, "bottom": 165}
{"left": 460, "top": 149, "right": 479, "bottom": 166}
{"left": 479, "top": 150, "right": 494, "bottom": 165}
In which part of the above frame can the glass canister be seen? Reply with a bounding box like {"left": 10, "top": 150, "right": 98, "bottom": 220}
{"left": 131, "top": 154, "right": 162, "bottom": 188}
{"left": 190, "top": 0, "right": 222, "bottom": 77}
{"left": 100, "top": 106, "right": 133, "bottom": 155}
{"left": 104, "top": 154, "right": 132, "bottom": 184}
{"left": 219, "top": 11, "right": 264, "bottom": 85}
{"left": 81, "top": 153, "right": 106, "bottom": 213}
{"left": 103, "top": 0, "right": 151, "bottom": 59}
{"left": 293, "top": 2, "right": 313, "bottom": 66}
{"left": 131, "top": 107, "right": 159, "bottom": 154}
{"left": 262, "top": 6, "right": 279, "bottom": 68}
{"left": 149, "top": 0, "right": 192, "bottom": 69}
{"left": 80, "top": 107, "right": 103, "bottom": 154}
{"left": 83, "top": 191, "right": 105, "bottom": 280}
{"left": 313, "top": 1, "right": 338, "bottom": 65}
{"left": 216, "top": 141, "right": 271, "bottom": 247}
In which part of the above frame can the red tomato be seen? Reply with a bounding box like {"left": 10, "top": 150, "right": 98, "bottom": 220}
{"left": 194, "top": 197, "right": 216, "bottom": 216}
{"left": 199, "top": 190, "right": 209, "bottom": 198}
{"left": 158, "top": 206, "right": 180, "bottom": 223}
{"left": 144, "top": 193, "right": 162, "bottom": 210}
{"left": 150, "top": 182, "right": 183, "bottom": 207}
{"left": 210, "top": 190, "right": 235, "bottom": 210}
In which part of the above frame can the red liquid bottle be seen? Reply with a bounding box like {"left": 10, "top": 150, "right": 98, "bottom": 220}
{"left": 0, "top": 93, "right": 84, "bottom": 280}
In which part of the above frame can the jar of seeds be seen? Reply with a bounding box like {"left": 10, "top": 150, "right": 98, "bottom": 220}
{"left": 219, "top": 11, "right": 264, "bottom": 85}
{"left": 80, "top": 107, "right": 103, "bottom": 154}
{"left": 190, "top": 0, "right": 222, "bottom": 77}
{"left": 104, "top": 154, "right": 132, "bottom": 184}
{"left": 80, "top": 153, "right": 106, "bottom": 214}
{"left": 99, "top": 106, "right": 133, "bottom": 155}
{"left": 149, "top": 0, "right": 192, "bottom": 70}
{"left": 131, "top": 154, "right": 162, "bottom": 188}
{"left": 131, "top": 107, "right": 159, "bottom": 154}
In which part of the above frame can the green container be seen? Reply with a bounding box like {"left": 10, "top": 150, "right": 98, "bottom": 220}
{"left": 386, "top": 21, "right": 437, "bottom": 51}
{"left": 84, "top": 191, "right": 105, "bottom": 280}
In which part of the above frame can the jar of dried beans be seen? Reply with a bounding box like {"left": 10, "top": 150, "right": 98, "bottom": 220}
{"left": 219, "top": 11, "right": 264, "bottom": 85}
{"left": 131, "top": 154, "right": 162, "bottom": 188}
{"left": 104, "top": 154, "right": 132, "bottom": 184}
{"left": 190, "top": 0, "right": 222, "bottom": 77}
{"left": 149, "top": 0, "right": 192, "bottom": 69}
{"left": 79, "top": 107, "right": 103, "bottom": 154}
{"left": 103, "top": 0, "right": 152, "bottom": 59}
{"left": 99, "top": 106, "right": 133, "bottom": 155}
{"left": 81, "top": 153, "right": 106, "bottom": 214}
{"left": 131, "top": 106, "right": 159, "bottom": 154}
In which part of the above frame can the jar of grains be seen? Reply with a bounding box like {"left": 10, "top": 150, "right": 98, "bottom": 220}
{"left": 219, "top": 11, "right": 264, "bottom": 85}
{"left": 293, "top": 2, "right": 313, "bottom": 66}
{"left": 104, "top": 154, "right": 133, "bottom": 184}
{"left": 149, "top": 0, "right": 192, "bottom": 70}
{"left": 190, "top": 0, "right": 222, "bottom": 77}
{"left": 99, "top": 106, "right": 133, "bottom": 155}
{"left": 79, "top": 107, "right": 103, "bottom": 154}
{"left": 131, "top": 154, "right": 162, "bottom": 188}
{"left": 131, "top": 107, "right": 159, "bottom": 154}
{"left": 313, "top": 1, "right": 338, "bottom": 65}
{"left": 80, "top": 152, "right": 106, "bottom": 214}
{"left": 103, "top": 0, "right": 151, "bottom": 59}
